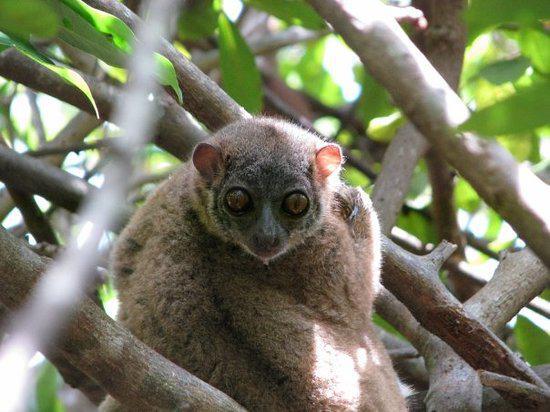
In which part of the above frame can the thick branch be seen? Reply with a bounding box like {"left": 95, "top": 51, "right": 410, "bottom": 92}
{"left": 381, "top": 236, "right": 547, "bottom": 391}
{"left": 466, "top": 249, "right": 549, "bottom": 331}
{"left": 306, "top": 0, "right": 550, "bottom": 268}
{"left": 408, "top": 365, "right": 550, "bottom": 412}
{"left": 0, "top": 227, "right": 244, "bottom": 410}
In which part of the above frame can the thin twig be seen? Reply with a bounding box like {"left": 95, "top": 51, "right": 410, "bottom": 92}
{"left": 25, "top": 139, "right": 114, "bottom": 157}
{"left": 25, "top": 90, "right": 47, "bottom": 145}
{"left": 194, "top": 27, "right": 327, "bottom": 72}
{"left": 478, "top": 370, "right": 550, "bottom": 406}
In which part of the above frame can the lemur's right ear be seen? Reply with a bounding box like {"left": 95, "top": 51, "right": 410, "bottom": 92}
{"left": 192, "top": 143, "right": 222, "bottom": 181}
{"left": 315, "top": 143, "right": 342, "bottom": 179}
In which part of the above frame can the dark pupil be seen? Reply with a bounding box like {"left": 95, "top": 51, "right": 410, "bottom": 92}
{"left": 226, "top": 189, "right": 250, "bottom": 213}
{"left": 284, "top": 193, "right": 308, "bottom": 215}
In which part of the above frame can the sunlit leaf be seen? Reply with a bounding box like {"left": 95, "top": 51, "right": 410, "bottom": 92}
{"left": 245, "top": 0, "right": 325, "bottom": 30}
{"left": 477, "top": 56, "right": 531, "bottom": 85}
{"left": 459, "top": 81, "right": 550, "bottom": 136}
{"left": 46, "top": 0, "right": 126, "bottom": 67}
{"left": 465, "top": 0, "right": 550, "bottom": 42}
{"left": 0, "top": 32, "right": 99, "bottom": 117}
{"left": 293, "top": 37, "right": 345, "bottom": 107}
{"left": 0, "top": 0, "right": 60, "bottom": 39}
{"left": 56, "top": 0, "right": 134, "bottom": 52}
{"left": 484, "top": 209, "right": 502, "bottom": 241}
{"left": 455, "top": 178, "right": 480, "bottom": 213}
{"left": 218, "top": 12, "right": 263, "bottom": 113}
{"left": 342, "top": 166, "right": 370, "bottom": 188}
{"left": 35, "top": 361, "right": 64, "bottom": 412}
{"left": 367, "top": 112, "right": 404, "bottom": 142}
{"left": 48, "top": 0, "right": 183, "bottom": 102}
{"left": 408, "top": 161, "right": 428, "bottom": 200}
{"left": 155, "top": 53, "right": 183, "bottom": 103}
{"left": 518, "top": 29, "right": 550, "bottom": 75}
{"left": 514, "top": 315, "right": 550, "bottom": 366}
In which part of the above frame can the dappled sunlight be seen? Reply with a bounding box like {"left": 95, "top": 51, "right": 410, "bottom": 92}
{"left": 312, "top": 323, "right": 362, "bottom": 409}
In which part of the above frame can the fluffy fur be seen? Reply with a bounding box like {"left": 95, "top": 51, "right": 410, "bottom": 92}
{"left": 102, "top": 117, "right": 407, "bottom": 411}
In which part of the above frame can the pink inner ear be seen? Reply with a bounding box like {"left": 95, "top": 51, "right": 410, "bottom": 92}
{"left": 192, "top": 143, "right": 222, "bottom": 180}
{"left": 316, "top": 144, "right": 342, "bottom": 178}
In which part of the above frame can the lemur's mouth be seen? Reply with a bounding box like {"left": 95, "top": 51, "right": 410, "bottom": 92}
{"left": 242, "top": 243, "right": 287, "bottom": 265}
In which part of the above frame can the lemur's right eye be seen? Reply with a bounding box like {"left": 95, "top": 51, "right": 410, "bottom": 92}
{"left": 225, "top": 188, "right": 252, "bottom": 215}
{"left": 282, "top": 192, "right": 309, "bottom": 216}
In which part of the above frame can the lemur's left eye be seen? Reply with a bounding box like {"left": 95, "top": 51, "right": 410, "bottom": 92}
{"left": 225, "top": 188, "right": 252, "bottom": 215}
{"left": 282, "top": 192, "right": 309, "bottom": 216}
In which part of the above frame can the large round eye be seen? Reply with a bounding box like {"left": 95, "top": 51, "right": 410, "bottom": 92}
{"left": 282, "top": 192, "right": 309, "bottom": 216}
{"left": 225, "top": 188, "right": 252, "bottom": 214}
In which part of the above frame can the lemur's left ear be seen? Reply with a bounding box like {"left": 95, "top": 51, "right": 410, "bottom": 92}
{"left": 192, "top": 142, "right": 222, "bottom": 181}
{"left": 315, "top": 144, "right": 342, "bottom": 178}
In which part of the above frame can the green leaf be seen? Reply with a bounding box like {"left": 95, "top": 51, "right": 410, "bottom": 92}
{"left": 245, "top": 0, "right": 325, "bottom": 30}
{"left": 518, "top": 29, "right": 550, "bottom": 75}
{"left": 293, "top": 37, "right": 344, "bottom": 107}
{"left": 397, "top": 209, "right": 437, "bottom": 245}
{"left": 49, "top": 0, "right": 183, "bottom": 102}
{"left": 514, "top": 315, "right": 550, "bottom": 366}
{"left": 355, "top": 66, "right": 394, "bottom": 126}
{"left": 465, "top": 0, "right": 550, "bottom": 42}
{"left": 478, "top": 56, "right": 531, "bottom": 85}
{"left": 372, "top": 313, "right": 405, "bottom": 341}
{"left": 459, "top": 80, "right": 550, "bottom": 136}
{"left": 56, "top": 0, "right": 134, "bottom": 52}
{"left": 46, "top": 0, "right": 126, "bottom": 67}
{"left": 218, "top": 12, "right": 262, "bottom": 113}
{"left": 178, "top": 0, "right": 219, "bottom": 40}
{"left": 154, "top": 54, "right": 183, "bottom": 103}
{"left": 0, "top": 32, "right": 99, "bottom": 117}
{"left": 367, "top": 112, "right": 405, "bottom": 143}
{"left": 484, "top": 209, "right": 502, "bottom": 241}
{"left": 0, "top": 0, "right": 60, "bottom": 39}
{"left": 35, "top": 361, "right": 64, "bottom": 412}
{"left": 455, "top": 178, "right": 480, "bottom": 213}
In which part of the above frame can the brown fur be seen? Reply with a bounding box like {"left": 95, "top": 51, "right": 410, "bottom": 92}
{"left": 103, "top": 118, "right": 406, "bottom": 411}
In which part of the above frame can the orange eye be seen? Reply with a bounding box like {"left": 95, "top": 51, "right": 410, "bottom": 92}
{"left": 283, "top": 192, "right": 309, "bottom": 216}
{"left": 225, "top": 188, "right": 252, "bottom": 214}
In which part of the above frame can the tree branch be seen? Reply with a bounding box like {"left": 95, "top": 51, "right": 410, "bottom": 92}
{"left": 381, "top": 237, "right": 548, "bottom": 392}
{"left": 371, "top": 123, "right": 429, "bottom": 233}
{"left": 306, "top": 0, "right": 550, "bottom": 268}
{"left": 479, "top": 370, "right": 550, "bottom": 406}
{"left": 0, "top": 227, "right": 244, "bottom": 410}
{"left": 466, "top": 249, "right": 549, "bottom": 332}
{"left": 193, "top": 27, "right": 326, "bottom": 72}
{"left": 0, "top": 145, "right": 93, "bottom": 213}
{"left": 85, "top": 0, "right": 250, "bottom": 131}
{"left": 0, "top": 50, "right": 205, "bottom": 160}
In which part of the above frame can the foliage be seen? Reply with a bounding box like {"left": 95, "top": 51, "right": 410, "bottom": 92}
{"left": 218, "top": 12, "right": 263, "bottom": 113}
{"left": 0, "top": 0, "right": 548, "bottom": 407}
